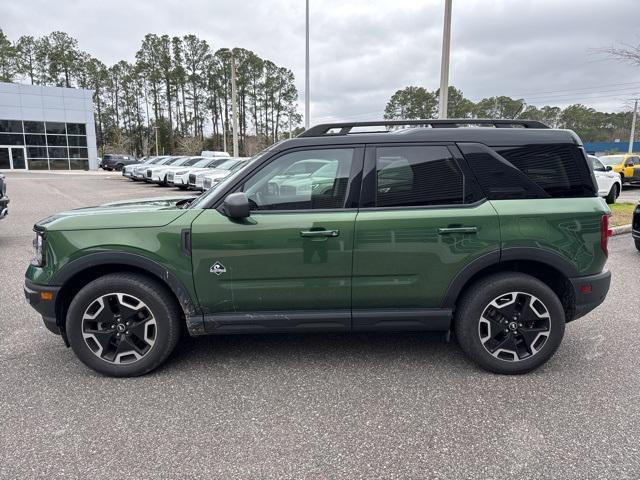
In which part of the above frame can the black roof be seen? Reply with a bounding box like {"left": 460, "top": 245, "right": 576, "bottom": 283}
{"left": 284, "top": 119, "right": 581, "bottom": 150}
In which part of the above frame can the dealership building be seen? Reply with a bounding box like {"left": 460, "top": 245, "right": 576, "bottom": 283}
{"left": 0, "top": 82, "right": 98, "bottom": 171}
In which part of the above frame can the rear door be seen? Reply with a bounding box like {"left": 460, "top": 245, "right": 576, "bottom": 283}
{"left": 352, "top": 143, "right": 500, "bottom": 330}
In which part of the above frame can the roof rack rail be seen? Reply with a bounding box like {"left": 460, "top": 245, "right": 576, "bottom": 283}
{"left": 299, "top": 119, "right": 549, "bottom": 137}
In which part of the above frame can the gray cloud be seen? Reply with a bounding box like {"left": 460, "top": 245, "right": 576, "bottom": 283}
{"left": 3, "top": 0, "right": 640, "bottom": 124}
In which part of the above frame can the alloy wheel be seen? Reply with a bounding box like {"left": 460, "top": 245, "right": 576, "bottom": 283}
{"left": 478, "top": 291, "right": 551, "bottom": 362}
{"left": 81, "top": 293, "right": 157, "bottom": 364}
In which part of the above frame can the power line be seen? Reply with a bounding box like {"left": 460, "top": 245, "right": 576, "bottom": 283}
{"left": 506, "top": 81, "right": 640, "bottom": 98}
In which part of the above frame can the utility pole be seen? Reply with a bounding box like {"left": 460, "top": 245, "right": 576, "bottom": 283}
{"left": 289, "top": 109, "right": 293, "bottom": 139}
{"left": 231, "top": 49, "right": 239, "bottom": 157}
{"left": 154, "top": 126, "right": 159, "bottom": 156}
{"left": 438, "top": 0, "right": 453, "bottom": 119}
{"left": 305, "top": 0, "right": 310, "bottom": 129}
{"left": 629, "top": 99, "right": 638, "bottom": 154}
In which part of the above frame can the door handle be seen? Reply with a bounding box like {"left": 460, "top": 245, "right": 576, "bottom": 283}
{"left": 437, "top": 226, "right": 478, "bottom": 235}
{"left": 300, "top": 229, "right": 340, "bottom": 238}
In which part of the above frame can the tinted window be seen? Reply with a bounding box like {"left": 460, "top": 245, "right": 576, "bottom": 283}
{"left": 69, "top": 147, "right": 88, "bottom": 159}
{"left": 243, "top": 148, "right": 354, "bottom": 210}
{"left": 24, "top": 134, "right": 46, "bottom": 146}
{"left": 0, "top": 120, "right": 23, "bottom": 133}
{"left": 48, "top": 147, "right": 69, "bottom": 159}
{"left": 27, "top": 147, "right": 48, "bottom": 158}
{"left": 23, "top": 121, "right": 45, "bottom": 133}
{"left": 495, "top": 145, "right": 596, "bottom": 198}
{"left": 375, "top": 146, "right": 464, "bottom": 207}
{"left": 46, "top": 135, "right": 67, "bottom": 147}
{"left": 46, "top": 122, "right": 66, "bottom": 134}
{"left": 66, "top": 123, "right": 86, "bottom": 135}
{"left": 67, "top": 135, "right": 87, "bottom": 147}
{"left": 0, "top": 133, "right": 24, "bottom": 146}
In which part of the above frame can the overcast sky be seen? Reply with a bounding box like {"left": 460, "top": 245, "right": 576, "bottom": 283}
{"left": 3, "top": 0, "right": 640, "bottom": 123}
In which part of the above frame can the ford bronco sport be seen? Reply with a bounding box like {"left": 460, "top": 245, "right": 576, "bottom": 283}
{"left": 24, "top": 119, "right": 612, "bottom": 377}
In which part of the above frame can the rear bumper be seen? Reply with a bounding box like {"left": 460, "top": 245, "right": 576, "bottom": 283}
{"left": 24, "top": 278, "right": 61, "bottom": 335}
{"left": 569, "top": 270, "right": 611, "bottom": 321}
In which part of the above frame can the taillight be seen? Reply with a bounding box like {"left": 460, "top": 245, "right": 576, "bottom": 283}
{"left": 600, "top": 214, "right": 612, "bottom": 256}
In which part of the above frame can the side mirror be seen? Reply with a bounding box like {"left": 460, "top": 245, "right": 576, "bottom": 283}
{"left": 222, "top": 192, "right": 250, "bottom": 218}
{"left": 606, "top": 165, "right": 613, "bottom": 171}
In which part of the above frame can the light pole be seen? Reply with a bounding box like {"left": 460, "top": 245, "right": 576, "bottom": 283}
{"left": 438, "top": 0, "right": 453, "bottom": 119}
{"left": 629, "top": 99, "right": 638, "bottom": 154}
{"left": 305, "top": 0, "right": 310, "bottom": 129}
{"left": 231, "top": 49, "right": 239, "bottom": 157}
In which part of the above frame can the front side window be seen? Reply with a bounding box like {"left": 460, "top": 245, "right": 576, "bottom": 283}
{"left": 591, "top": 157, "right": 606, "bottom": 172}
{"left": 242, "top": 148, "right": 354, "bottom": 211}
{"left": 375, "top": 146, "right": 464, "bottom": 207}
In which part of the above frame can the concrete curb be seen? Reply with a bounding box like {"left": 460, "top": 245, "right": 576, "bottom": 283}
{"left": 612, "top": 224, "right": 632, "bottom": 236}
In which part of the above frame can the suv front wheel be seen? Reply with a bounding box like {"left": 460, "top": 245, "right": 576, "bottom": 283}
{"left": 66, "top": 273, "right": 181, "bottom": 377}
{"left": 454, "top": 272, "right": 565, "bottom": 374}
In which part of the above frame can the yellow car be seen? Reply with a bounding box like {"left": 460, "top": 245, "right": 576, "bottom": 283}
{"left": 599, "top": 153, "right": 640, "bottom": 184}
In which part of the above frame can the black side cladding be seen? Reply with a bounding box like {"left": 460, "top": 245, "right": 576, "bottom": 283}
{"left": 458, "top": 143, "right": 597, "bottom": 200}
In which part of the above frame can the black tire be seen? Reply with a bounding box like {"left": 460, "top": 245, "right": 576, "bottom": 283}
{"left": 66, "top": 273, "right": 181, "bottom": 377}
{"left": 454, "top": 272, "right": 565, "bottom": 375}
{"left": 635, "top": 239, "right": 640, "bottom": 252}
{"left": 115, "top": 163, "right": 124, "bottom": 171}
{"left": 177, "top": 185, "right": 188, "bottom": 190}
{"left": 605, "top": 183, "right": 619, "bottom": 204}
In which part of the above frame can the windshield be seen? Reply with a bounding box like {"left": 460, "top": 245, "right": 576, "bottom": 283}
{"left": 216, "top": 159, "right": 243, "bottom": 170}
{"left": 599, "top": 155, "right": 624, "bottom": 166}
{"left": 182, "top": 157, "right": 204, "bottom": 167}
{"left": 190, "top": 159, "right": 211, "bottom": 168}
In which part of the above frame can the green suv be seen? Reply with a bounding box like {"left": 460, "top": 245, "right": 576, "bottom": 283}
{"left": 24, "top": 120, "right": 612, "bottom": 376}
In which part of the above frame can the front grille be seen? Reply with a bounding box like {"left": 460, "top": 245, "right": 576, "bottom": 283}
{"left": 188, "top": 174, "right": 196, "bottom": 185}
{"left": 146, "top": 169, "right": 152, "bottom": 178}
{"left": 633, "top": 206, "right": 640, "bottom": 231}
{"left": 203, "top": 178, "right": 212, "bottom": 189}
{"left": 167, "top": 172, "right": 174, "bottom": 182}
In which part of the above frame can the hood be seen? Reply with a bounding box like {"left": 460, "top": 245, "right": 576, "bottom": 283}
{"left": 35, "top": 195, "right": 195, "bottom": 231}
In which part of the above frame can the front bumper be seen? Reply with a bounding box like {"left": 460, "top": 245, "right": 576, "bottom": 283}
{"left": 24, "top": 278, "right": 61, "bottom": 335}
{"left": 569, "top": 270, "right": 611, "bottom": 321}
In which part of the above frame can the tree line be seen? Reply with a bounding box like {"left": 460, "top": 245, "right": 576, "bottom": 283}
{"left": 384, "top": 85, "right": 635, "bottom": 143}
{"left": 0, "top": 28, "right": 301, "bottom": 156}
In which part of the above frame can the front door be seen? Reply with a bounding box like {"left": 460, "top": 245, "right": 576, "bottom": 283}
{"left": 10, "top": 147, "right": 26, "bottom": 169}
{"left": 190, "top": 146, "right": 363, "bottom": 332}
{"left": 0, "top": 147, "right": 27, "bottom": 170}
{"left": 352, "top": 144, "right": 500, "bottom": 330}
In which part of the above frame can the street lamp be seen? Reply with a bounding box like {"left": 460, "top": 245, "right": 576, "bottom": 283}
{"left": 438, "top": 0, "right": 453, "bottom": 119}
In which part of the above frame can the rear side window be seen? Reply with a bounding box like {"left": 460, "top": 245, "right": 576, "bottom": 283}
{"left": 375, "top": 146, "right": 465, "bottom": 207}
{"left": 495, "top": 145, "right": 596, "bottom": 198}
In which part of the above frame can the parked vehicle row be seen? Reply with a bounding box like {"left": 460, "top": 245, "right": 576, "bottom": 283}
{"left": 122, "top": 155, "right": 249, "bottom": 192}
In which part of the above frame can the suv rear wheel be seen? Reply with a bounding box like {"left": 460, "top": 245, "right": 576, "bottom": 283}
{"left": 454, "top": 272, "right": 565, "bottom": 374}
{"left": 66, "top": 273, "right": 181, "bottom": 377}
{"left": 605, "top": 183, "right": 619, "bottom": 204}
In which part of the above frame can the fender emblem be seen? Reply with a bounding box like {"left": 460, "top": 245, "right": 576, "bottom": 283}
{"left": 210, "top": 261, "right": 227, "bottom": 275}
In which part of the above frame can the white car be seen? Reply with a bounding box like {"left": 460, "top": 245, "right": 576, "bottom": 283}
{"left": 188, "top": 158, "right": 248, "bottom": 191}
{"left": 145, "top": 157, "right": 191, "bottom": 184}
{"left": 590, "top": 155, "right": 621, "bottom": 204}
{"left": 167, "top": 158, "right": 230, "bottom": 189}
{"left": 132, "top": 156, "right": 171, "bottom": 180}
{"left": 123, "top": 156, "right": 161, "bottom": 180}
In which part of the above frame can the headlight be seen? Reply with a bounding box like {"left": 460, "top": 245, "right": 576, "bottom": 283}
{"left": 32, "top": 231, "right": 45, "bottom": 266}
{"left": 175, "top": 170, "right": 187, "bottom": 175}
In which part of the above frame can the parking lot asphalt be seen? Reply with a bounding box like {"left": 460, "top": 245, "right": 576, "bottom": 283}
{"left": 1, "top": 171, "right": 639, "bottom": 479}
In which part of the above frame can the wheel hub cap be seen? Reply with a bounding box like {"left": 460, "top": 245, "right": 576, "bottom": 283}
{"left": 81, "top": 293, "right": 157, "bottom": 365}
{"left": 478, "top": 291, "right": 551, "bottom": 362}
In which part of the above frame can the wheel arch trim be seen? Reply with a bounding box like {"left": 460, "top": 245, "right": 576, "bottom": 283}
{"left": 51, "top": 252, "right": 202, "bottom": 325}
{"left": 441, "top": 247, "right": 578, "bottom": 309}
